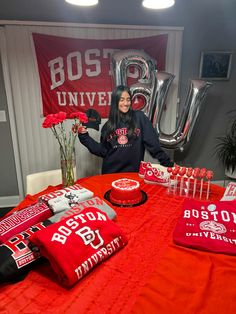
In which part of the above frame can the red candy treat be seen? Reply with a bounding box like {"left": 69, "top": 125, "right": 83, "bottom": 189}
{"left": 199, "top": 168, "right": 207, "bottom": 178}
{"left": 179, "top": 167, "right": 186, "bottom": 176}
{"left": 206, "top": 170, "right": 213, "bottom": 180}
{"left": 186, "top": 167, "right": 193, "bottom": 177}
{"left": 172, "top": 167, "right": 179, "bottom": 175}
{"left": 193, "top": 168, "right": 200, "bottom": 178}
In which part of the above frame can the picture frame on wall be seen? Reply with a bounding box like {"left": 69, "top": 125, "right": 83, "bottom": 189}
{"left": 199, "top": 51, "right": 233, "bottom": 80}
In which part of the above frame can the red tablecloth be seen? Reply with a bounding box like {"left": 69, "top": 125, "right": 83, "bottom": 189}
{"left": 1, "top": 173, "right": 235, "bottom": 314}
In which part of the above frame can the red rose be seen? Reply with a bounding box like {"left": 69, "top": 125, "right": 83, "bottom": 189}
{"left": 42, "top": 112, "right": 67, "bottom": 128}
{"left": 70, "top": 111, "right": 88, "bottom": 123}
{"left": 42, "top": 114, "right": 57, "bottom": 128}
{"left": 78, "top": 112, "right": 88, "bottom": 123}
{"left": 55, "top": 111, "right": 67, "bottom": 123}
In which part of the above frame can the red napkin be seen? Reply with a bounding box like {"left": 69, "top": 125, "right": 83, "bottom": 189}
{"left": 173, "top": 198, "right": 236, "bottom": 255}
{"left": 29, "top": 207, "right": 128, "bottom": 286}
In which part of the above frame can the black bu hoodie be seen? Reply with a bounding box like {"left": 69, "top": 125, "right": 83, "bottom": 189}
{"left": 78, "top": 110, "right": 174, "bottom": 174}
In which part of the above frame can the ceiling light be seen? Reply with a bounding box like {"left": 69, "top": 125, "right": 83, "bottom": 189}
{"left": 65, "top": 0, "right": 99, "bottom": 6}
{"left": 142, "top": 0, "right": 175, "bottom": 9}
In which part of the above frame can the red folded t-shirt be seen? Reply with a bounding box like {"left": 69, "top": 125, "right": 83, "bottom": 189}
{"left": 0, "top": 219, "right": 52, "bottom": 283}
{"left": 173, "top": 198, "right": 236, "bottom": 255}
{"left": 29, "top": 207, "right": 128, "bottom": 286}
{"left": 0, "top": 202, "right": 52, "bottom": 244}
{"left": 221, "top": 182, "right": 236, "bottom": 201}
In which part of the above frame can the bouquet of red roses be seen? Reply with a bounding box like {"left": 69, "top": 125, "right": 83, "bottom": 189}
{"left": 42, "top": 111, "right": 88, "bottom": 187}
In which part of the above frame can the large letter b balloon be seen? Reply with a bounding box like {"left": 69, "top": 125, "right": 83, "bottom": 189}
{"left": 111, "top": 49, "right": 212, "bottom": 150}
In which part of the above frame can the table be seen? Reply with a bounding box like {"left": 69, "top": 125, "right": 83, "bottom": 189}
{"left": 1, "top": 173, "right": 236, "bottom": 314}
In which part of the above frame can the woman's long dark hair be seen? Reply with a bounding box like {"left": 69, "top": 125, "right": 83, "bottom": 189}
{"left": 105, "top": 85, "right": 137, "bottom": 139}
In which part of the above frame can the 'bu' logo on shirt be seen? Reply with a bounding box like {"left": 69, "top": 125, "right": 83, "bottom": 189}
{"left": 76, "top": 226, "right": 104, "bottom": 249}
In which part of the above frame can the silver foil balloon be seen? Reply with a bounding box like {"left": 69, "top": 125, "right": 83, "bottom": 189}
{"left": 111, "top": 49, "right": 156, "bottom": 86}
{"left": 111, "top": 49, "right": 157, "bottom": 113}
{"left": 151, "top": 71, "right": 175, "bottom": 123}
{"left": 129, "top": 80, "right": 152, "bottom": 111}
{"left": 137, "top": 70, "right": 159, "bottom": 118}
{"left": 157, "top": 79, "right": 212, "bottom": 149}
{"left": 129, "top": 71, "right": 175, "bottom": 122}
{"left": 111, "top": 49, "right": 212, "bottom": 150}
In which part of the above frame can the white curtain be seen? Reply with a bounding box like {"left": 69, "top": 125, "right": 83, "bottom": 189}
{"left": 1, "top": 22, "right": 183, "bottom": 194}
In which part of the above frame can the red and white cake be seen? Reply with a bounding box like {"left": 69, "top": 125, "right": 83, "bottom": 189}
{"left": 109, "top": 178, "right": 142, "bottom": 205}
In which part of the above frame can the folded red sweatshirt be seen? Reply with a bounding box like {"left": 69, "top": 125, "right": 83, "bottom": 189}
{"left": 221, "top": 181, "right": 236, "bottom": 201}
{"left": 0, "top": 202, "right": 51, "bottom": 244}
{"left": 29, "top": 207, "right": 128, "bottom": 286}
{"left": 173, "top": 198, "right": 236, "bottom": 255}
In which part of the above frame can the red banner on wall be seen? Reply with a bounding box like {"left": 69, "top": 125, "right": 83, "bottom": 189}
{"left": 33, "top": 33, "right": 168, "bottom": 118}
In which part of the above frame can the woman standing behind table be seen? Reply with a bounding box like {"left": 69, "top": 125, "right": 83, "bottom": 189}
{"left": 78, "top": 85, "right": 174, "bottom": 174}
